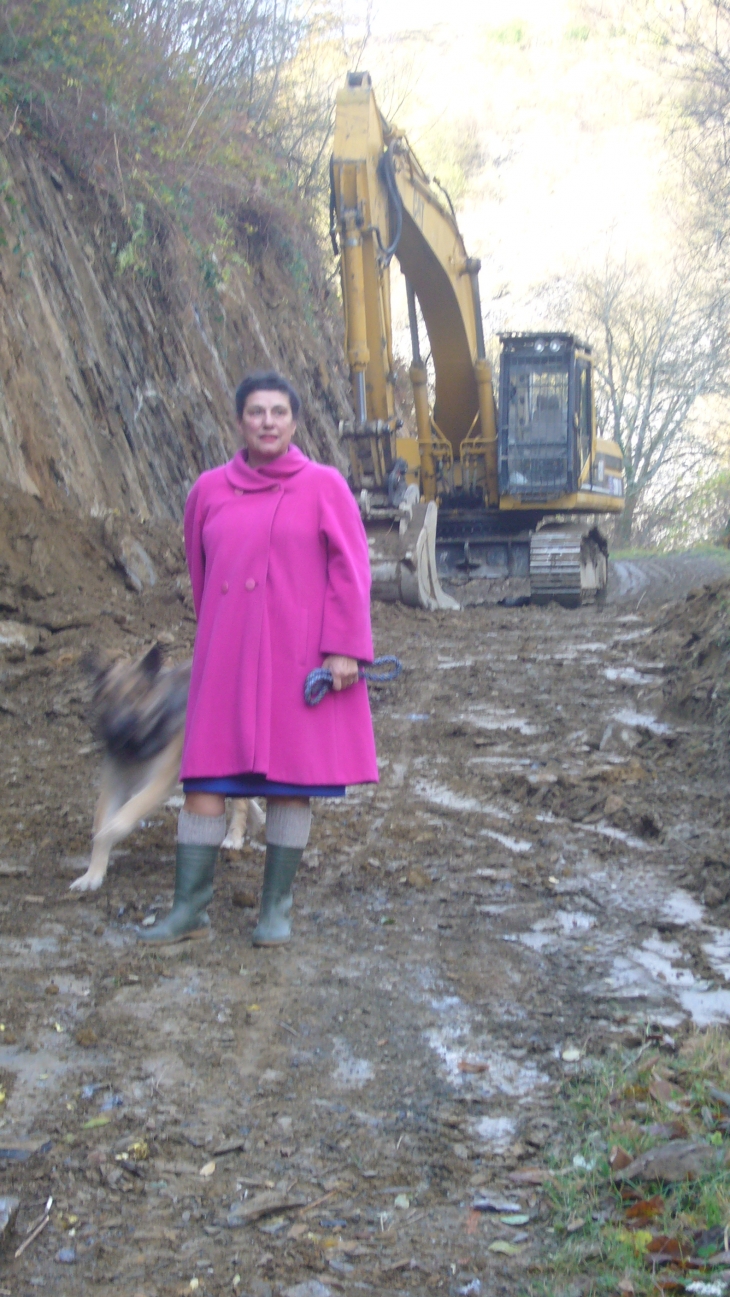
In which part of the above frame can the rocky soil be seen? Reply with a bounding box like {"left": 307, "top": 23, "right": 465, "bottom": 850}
{"left": 0, "top": 134, "right": 351, "bottom": 519}
{"left": 1, "top": 522, "right": 730, "bottom": 1297}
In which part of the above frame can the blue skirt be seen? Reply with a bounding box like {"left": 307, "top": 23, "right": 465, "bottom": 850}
{"left": 183, "top": 774, "right": 346, "bottom": 798}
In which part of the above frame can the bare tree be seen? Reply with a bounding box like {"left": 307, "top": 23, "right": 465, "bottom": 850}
{"left": 572, "top": 256, "right": 730, "bottom": 545}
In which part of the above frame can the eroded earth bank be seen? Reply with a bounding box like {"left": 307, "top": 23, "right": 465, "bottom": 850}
{"left": 1, "top": 522, "right": 730, "bottom": 1297}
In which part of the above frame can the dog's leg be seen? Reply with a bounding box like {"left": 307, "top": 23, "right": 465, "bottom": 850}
{"left": 248, "top": 798, "right": 265, "bottom": 835}
{"left": 71, "top": 741, "right": 182, "bottom": 892}
{"left": 71, "top": 758, "right": 127, "bottom": 893}
{"left": 92, "top": 757, "right": 116, "bottom": 838}
{"left": 222, "top": 799, "right": 248, "bottom": 851}
{"left": 221, "top": 797, "right": 264, "bottom": 851}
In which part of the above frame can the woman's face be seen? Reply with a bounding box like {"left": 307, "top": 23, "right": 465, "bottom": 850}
{"left": 238, "top": 389, "right": 296, "bottom": 467}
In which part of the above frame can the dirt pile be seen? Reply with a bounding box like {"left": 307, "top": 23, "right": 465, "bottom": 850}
{"left": 644, "top": 578, "right": 730, "bottom": 729}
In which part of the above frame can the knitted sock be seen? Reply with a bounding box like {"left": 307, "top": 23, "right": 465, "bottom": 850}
{"left": 178, "top": 810, "right": 227, "bottom": 847}
{"left": 265, "top": 799, "right": 312, "bottom": 849}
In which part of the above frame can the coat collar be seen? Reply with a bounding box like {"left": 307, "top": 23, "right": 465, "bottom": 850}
{"left": 224, "top": 444, "right": 310, "bottom": 492}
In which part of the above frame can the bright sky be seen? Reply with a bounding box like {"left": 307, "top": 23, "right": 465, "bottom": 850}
{"left": 363, "top": 0, "right": 672, "bottom": 340}
{"left": 373, "top": 0, "right": 573, "bottom": 34}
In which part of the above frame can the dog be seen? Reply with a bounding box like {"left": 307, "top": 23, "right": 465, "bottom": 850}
{"left": 71, "top": 645, "right": 263, "bottom": 892}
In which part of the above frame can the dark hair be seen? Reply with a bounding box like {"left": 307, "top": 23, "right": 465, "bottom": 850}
{"left": 235, "top": 370, "right": 301, "bottom": 420}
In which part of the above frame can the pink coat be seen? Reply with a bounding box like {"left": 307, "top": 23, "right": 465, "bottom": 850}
{"left": 179, "top": 444, "right": 379, "bottom": 786}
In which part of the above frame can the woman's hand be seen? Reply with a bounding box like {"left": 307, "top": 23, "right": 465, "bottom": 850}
{"left": 322, "top": 654, "right": 359, "bottom": 692}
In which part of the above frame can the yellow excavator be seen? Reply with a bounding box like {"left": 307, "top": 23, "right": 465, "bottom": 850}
{"left": 330, "top": 72, "right": 625, "bottom": 608}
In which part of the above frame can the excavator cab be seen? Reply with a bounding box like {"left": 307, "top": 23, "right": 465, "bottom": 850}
{"left": 498, "top": 333, "right": 592, "bottom": 502}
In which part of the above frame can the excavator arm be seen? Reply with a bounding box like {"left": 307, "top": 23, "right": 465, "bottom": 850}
{"left": 331, "top": 71, "right": 498, "bottom": 508}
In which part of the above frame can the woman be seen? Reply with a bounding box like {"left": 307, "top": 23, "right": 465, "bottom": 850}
{"left": 141, "top": 370, "right": 378, "bottom": 947}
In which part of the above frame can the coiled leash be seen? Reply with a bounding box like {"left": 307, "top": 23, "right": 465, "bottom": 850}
{"left": 304, "top": 656, "right": 402, "bottom": 707}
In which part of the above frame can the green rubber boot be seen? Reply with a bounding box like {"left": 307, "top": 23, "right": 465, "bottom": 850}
{"left": 139, "top": 843, "right": 218, "bottom": 946}
{"left": 252, "top": 844, "right": 303, "bottom": 946}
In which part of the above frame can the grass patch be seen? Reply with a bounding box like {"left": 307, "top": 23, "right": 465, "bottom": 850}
{"left": 528, "top": 1029, "right": 730, "bottom": 1296}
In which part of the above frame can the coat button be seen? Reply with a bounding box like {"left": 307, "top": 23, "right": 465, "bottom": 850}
{"left": 245, "top": 578, "right": 256, "bottom": 591}
{"left": 221, "top": 581, "right": 229, "bottom": 593}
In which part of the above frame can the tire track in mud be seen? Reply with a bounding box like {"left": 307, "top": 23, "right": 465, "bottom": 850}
{"left": 2, "top": 569, "right": 730, "bottom": 1294}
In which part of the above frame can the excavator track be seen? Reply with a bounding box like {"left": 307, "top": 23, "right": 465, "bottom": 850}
{"left": 529, "top": 525, "right": 608, "bottom": 608}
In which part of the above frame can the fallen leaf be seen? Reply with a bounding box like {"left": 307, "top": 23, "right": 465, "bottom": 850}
{"left": 625, "top": 1194, "right": 664, "bottom": 1223}
{"left": 44, "top": 983, "right": 59, "bottom": 996}
{"left": 466, "top": 1210, "right": 480, "bottom": 1235}
{"left": 561, "top": 1047, "right": 582, "bottom": 1063}
{"left": 610, "top": 1144, "right": 634, "bottom": 1172}
{"left": 566, "top": 1216, "right": 585, "bottom": 1234}
{"left": 617, "top": 1278, "right": 635, "bottom": 1296}
{"left": 473, "top": 1196, "right": 522, "bottom": 1213}
{"left": 406, "top": 867, "right": 431, "bottom": 889}
{"left": 630, "top": 1229, "right": 654, "bottom": 1255}
{"left": 488, "top": 1240, "right": 524, "bottom": 1256}
{"left": 508, "top": 1168, "right": 552, "bottom": 1185}
{"left": 644, "top": 1121, "right": 688, "bottom": 1141}
{"left": 82, "top": 1116, "right": 110, "bottom": 1129}
{"left": 501, "top": 1214, "right": 530, "bottom": 1226}
{"left": 614, "top": 1140, "right": 722, "bottom": 1184}
{"left": 458, "top": 1060, "right": 488, "bottom": 1074}
{"left": 646, "top": 1235, "right": 685, "bottom": 1261}
{"left": 649, "top": 1079, "right": 679, "bottom": 1104}
{"left": 227, "top": 1191, "right": 307, "bottom": 1225}
{"left": 199, "top": 1161, "right": 216, "bottom": 1178}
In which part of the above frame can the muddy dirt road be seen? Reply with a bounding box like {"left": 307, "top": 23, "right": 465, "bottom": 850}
{"left": 1, "top": 552, "right": 730, "bottom": 1297}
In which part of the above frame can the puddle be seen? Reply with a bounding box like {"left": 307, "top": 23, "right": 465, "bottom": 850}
{"left": 578, "top": 821, "right": 653, "bottom": 851}
{"left": 612, "top": 709, "right": 673, "bottom": 736}
{"left": 555, "top": 910, "right": 597, "bottom": 933}
{"left": 478, "top": 828, "right": 532, "bottom": 854}
{"left": 604, "top": 667, "right": 658, "bottom": 685}
{"left": 413, "top": 780, "right": 508, "bottom": 818}
{"left": 507, "top": 911, "right": 596, "bottom": 951}
{"left": 676, "top": 988, "right": 730, "bottom": 1028}
{"left": 662, "top": 889, "right": 705, "bottom": 926}
{"left": 508, "top": 931, "right": 555, "bottom": 951}
{"left": 473, "top": 1115, "right": 517, "bottom": 1152}
{"left": 413, "top": 781, "right": 531, "bottom": 853}
{"left": 703, "top": 930, "right": 730, "bottom": 980}
{"left": 424, "top": 994, "right": 549, "bottom": 1097}
{"left": 331, "top": 1040, "right": 374, "bottom": 1089}
{"left": 606, "top": 931, "right": 730, "bottom": 1026}
{"left": 461, "top": 706, "right": 544, "bottom": 736}
{"left": 632, "top": 937, "right": 696, "bottom": 987}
